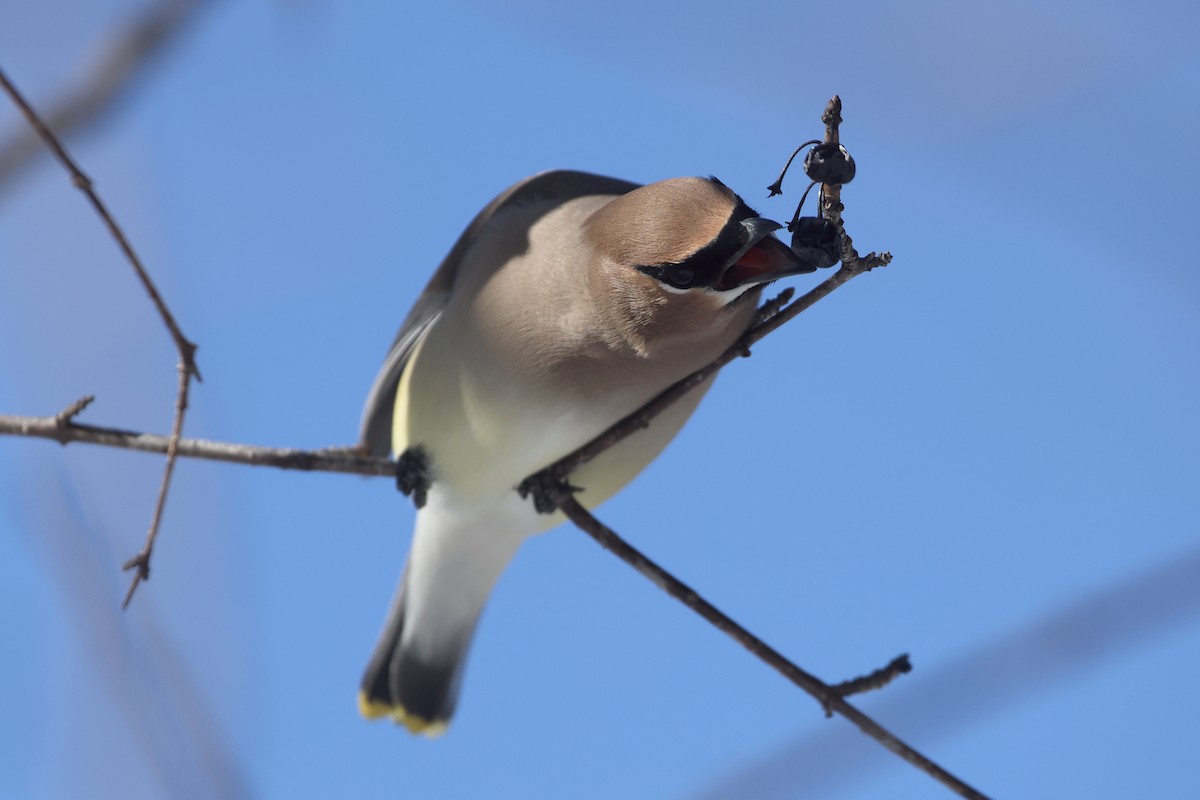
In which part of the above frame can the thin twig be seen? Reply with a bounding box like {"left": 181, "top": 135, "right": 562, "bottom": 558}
{"left": 0, "top": 407, "right": 393, "bottom": 476}
{"left": 0, "top": 69, "right": 200, "bottom": 376}
{"left": 0, "top": 67, "right": 200, "bottom": 607}
{"left": 0, "top": 0, "right": 213, "bottom": 198}
{"left": 817, "top": 96, "right": 892, "bottom": 276}
{"left": 557, "top": 497, "right": 988, "bottom": 800}
{"left": 121, "top": 364, "right": 187, "bottom": 607}
{"left": 753, "top": 286, "right": 795, "bottom": 325}
{"left": 829, "top": 654, "right": 913, "bottom": 707}
{"left": 53, "top": 395, "right": 96, "bottom": 428}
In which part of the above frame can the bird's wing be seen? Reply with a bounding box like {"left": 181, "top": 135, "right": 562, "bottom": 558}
{"left": 357, "top": 169, "right": 640, "bottom": 456}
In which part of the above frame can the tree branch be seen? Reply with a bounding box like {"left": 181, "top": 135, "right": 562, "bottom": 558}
{"left": 0, "top": 66, "right": 200, "bottom": 607}
{"left": 0, "top": 400, "right": 393, "bottom": 477}
{"left": 557, "top": 496, "right": 987, "bottom": 800}
{"left": 828, "top": 654, "right": 913, "bottom": 706}
{"left": 816, "top": 96, "right": 891, "bottom": 276}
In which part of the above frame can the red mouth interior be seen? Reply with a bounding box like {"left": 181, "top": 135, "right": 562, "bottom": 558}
{"left": 714, "top": 243, "right": 776, "bottom": 291}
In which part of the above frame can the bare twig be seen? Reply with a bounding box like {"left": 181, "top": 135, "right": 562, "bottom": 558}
{"left": 0, "top": 407, "right": 393, "bottom": 476}
{"left": 829, "top": 654, "right": 913, "bottom": 707}
{"left": 0, "top": 70, "right": 200, "bottom": 374}
{"left": 0, "top": 0, "right": 213, "bottom": 198}
{"left": 121, "top": 364, "right": 188, "bottom": 607}
{"left": 0, "top": 67, "right": 200, "bottom": 607}
{"left": 753, "top": 285, "right": 795, "bottom": 325}
{"left": 557, "top": 497, "right": 987, "bottom": 800}
{"left": 817, "top": 97, "right": 893, "bottom": 276}
{"left": 53, "top": 395, "right": 96, "bottom": 428}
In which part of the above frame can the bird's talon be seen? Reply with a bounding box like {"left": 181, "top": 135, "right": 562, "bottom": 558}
{"left": 396, "top": 447, "right": 431, "bottom": 509}
{"left": 518, "top": 472, "right": 580, "bottom": 514}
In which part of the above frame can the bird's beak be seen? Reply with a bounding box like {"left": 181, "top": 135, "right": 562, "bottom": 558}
{"left": 714, "top": 217, "right": 815, "bottom": 291}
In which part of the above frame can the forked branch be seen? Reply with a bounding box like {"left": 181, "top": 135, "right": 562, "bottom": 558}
{"left": 0, "top": 67, "right": 200, "bottom": 607}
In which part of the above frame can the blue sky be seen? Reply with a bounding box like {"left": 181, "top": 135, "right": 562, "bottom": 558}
{"left": 2, "top": 1, "right": 1198, "bottom": 798}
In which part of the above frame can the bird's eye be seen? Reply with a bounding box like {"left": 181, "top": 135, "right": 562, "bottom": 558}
{"left": 665, "top": 266, "right": 695, "bottom": 288}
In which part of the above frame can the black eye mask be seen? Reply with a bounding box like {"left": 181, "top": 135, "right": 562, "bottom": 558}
{"left": 637, "top": 181, "right": 761, "bottom": 290}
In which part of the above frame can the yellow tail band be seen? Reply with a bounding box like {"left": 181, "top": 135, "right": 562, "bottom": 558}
{"left": 357, "top": 691, "right": 448, "bottom": 738}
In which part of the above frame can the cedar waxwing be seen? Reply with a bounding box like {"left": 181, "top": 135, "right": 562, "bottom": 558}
{"left": 357, "top": 170, "right": 815, "bottom": 735}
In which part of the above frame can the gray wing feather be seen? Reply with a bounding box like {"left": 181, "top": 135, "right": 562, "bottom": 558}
{"left": 358, "top": 292, "right": 446, "bottom": 457}
{"left": 357, "top": 169, "right": 641, "bottom": 457}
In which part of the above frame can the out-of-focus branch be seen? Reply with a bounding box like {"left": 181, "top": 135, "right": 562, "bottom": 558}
{"left": 0, "top": 0, "right": 213, "bottom": 199}
{"left": 0, "top": 67, "right": 201, "bottom": 608}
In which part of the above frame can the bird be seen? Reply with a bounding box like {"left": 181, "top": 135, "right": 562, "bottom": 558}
{"left": 356, "top": 169, "right": 816, "bottom": 735}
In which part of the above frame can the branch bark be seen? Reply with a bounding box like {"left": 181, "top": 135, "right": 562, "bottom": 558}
{"left": 557, "top": 496, "right": 987, "bottom": 800}
{"left": 0, "top": 402, "right": 393, "bottom": 476}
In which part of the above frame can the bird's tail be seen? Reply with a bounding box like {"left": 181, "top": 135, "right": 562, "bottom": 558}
{"left": 358, "top": 511, "right": 526, "bottom": 736}
{"left": 358, "top": 568, "right": 474, "bottom": 736}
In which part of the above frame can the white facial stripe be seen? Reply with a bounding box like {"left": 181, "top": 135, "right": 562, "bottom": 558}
{"left": 704, "top": 282, "right": 759, "bottom": 304}
{"left": 657, "top": 279, "right": 758, "bottom": 304}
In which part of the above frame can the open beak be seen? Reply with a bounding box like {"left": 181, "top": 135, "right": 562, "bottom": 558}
{"left": 714, "top": 217, "right": 815, "bottom": 291}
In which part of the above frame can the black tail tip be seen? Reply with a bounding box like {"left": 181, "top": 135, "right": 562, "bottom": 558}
{"left": 359, "top": 647, "right": 463, "bottom": 736}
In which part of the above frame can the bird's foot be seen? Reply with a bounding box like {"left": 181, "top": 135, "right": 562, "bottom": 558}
{"left": 517, "top": 470, "right": 581, "bottom": 515}
{"left": 396, "top": 447, "right": 431, "bottom": 509}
